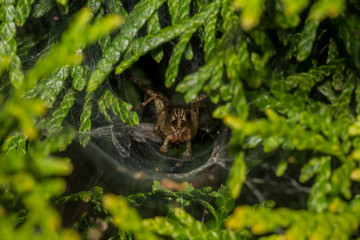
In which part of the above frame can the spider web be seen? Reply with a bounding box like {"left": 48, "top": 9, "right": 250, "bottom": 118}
{"left": 72, "top": 107, "right": 309, "bottom": 209}
{"left": 79, "top": 113, "right": 232, "bottom": 183}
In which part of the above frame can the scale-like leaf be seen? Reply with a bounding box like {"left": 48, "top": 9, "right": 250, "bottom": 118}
{"left": 79, "top": 91, "right": 94, "bottom": 147}
{"left": 47, "top": 88, "right": 76, "bottom": 133}
{"left": 108, "top": 0, "right": 128, "bottom": 16}
{"left": 147, "top": 11, "right": 163, "bottom": 63}
{"left": 31, "top": 0, "right": 54, "bottom": 18}
{"left": 336, "top": 15, "right": 360, "bottom": 70}
{"left": 40, "top": 66, "right": 69, "bottom": 108}
{"left": 165, "top": 32, "right": 193, "bottom": 87}
{"left": 233, "top": 0, "right": 265, "bottom": 31}
{"left": 15, "top": 0, "right": 34, "bottom": 26}
{"left": 309, "top": 0, "right": 345, "bottom": 22}
{"left": 176, "top": 52, "right": 223, "bottom": 102}
{"left": 86, "top": 0, "right": 103, "bottom": 12}
{"left": 297, "top": 19, "right": 318, "bottom": 61}
{"left": 203, "top": 4, "right": 218, "bottom": 62}
{"left": 98, "top": 90, "right": 139, "bottom": 125}
{"left": 226, "top": 152, "right": 246, "bottom": 199}
{"left": 71, "top": 65, "right": 88, "bottom": 91}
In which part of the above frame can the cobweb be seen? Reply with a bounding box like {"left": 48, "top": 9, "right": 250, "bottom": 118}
{"left": 70, "top": 108, "right": 309, "bottom": 208}
{"left": 80, "top": 115, "right": 232, "bottom": 183}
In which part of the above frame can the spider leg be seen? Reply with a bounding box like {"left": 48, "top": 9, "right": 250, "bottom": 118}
{"left": 182, "top": 126, "right": 192, "bottom": 160}
{"left": 133, "top": 89, "right": 170, "bottom": 110}
{"left": 181, "top": 112, "right": 192, "bottom": 160}
{"left": 192, "top": 97, "right": 217, "bottom": 130}
{"left": 160, "top": 135, "right": 172, "bottom": 154}
{"left": 132, "top": 94, "right": 157, "bottom": 111}
{"left": 129, "top": 77, "right": 149, "bottom": 91}
{"left": 191, "top": 93, "right": 212, "bottom": 126}
{"left": 193, "top": 102, "right": 212, "bottom": 118}
{"left": 192, "top": 93, "right": 209, "bottom": 115}
{"left": 193, "top": 93, "right": 208, "bottom": 103}
{"left": 150, "top": 108, "right": 167, "bottom": 141}
{"left": 130, "top": 76, "right": 170, "bottom": 111}
{"left": 192, "top": 93, "right": 211, "bottom": 116}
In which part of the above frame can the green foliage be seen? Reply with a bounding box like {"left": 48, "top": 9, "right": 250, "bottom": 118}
{"left": 102, "top": 181, "right": 245, "bottom": 240}
{"left": 233, "top": 0, "right": 264, "bottom": 31}
{"left": 79, "top": 91, "right": 94, "bottom": 146}
{"left": 47, "top": 88, "right": 76, "bottom": 134}
{"left": 296, "top": 18, "right": 318, "bottom": 61}
{"left": 115, "top": 0, "right": 221, "bottom": 78}
{"left": 98, "top": 90, "right": 139, "bottom": 125}
{"left": 226, "top": 201, "right": 359, "bottom": 239}
{"left": 104, "top": 194, "right": 160, "bottom": 240}
{"left": 2, "top": 0, "right": 360, "bottom": 239}
{"left": 226, "top": 151, "right": 246, "bottom": 199}
{"left": 147, "top": 11, "right": 164, "bottom": 63}
{"left": 71, "top": 65, "right": 88, "bottom": 91}
{"left": 0, "top": 5, "right": 124, "bottom": 239}
{"left": 87, "top": 0, "right": 166, "bottom": 91}
{"left": 57, "top": 185, "right": 105, "bottom": 212}
{"left": 0, "top": 129, "right": 76, "bottom": 240}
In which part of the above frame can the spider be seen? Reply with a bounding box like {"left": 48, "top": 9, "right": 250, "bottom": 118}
{"left": 129, "top": 77, "right": 208, "bottom": 160}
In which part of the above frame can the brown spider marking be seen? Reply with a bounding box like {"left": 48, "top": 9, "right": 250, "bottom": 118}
{"left": 130, "top": 77, "right": 208, "bottom": 160}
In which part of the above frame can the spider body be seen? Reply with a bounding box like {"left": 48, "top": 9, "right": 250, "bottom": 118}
{"left": 168, "top": 108, "right": 188, "bottom": 145}
{"left": 130, "top": 78, "right": 207, "bottom": 160}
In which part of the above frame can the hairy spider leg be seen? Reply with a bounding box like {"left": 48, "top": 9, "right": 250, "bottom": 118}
{"left": 132, "top": 94, "right": 158, "bottom": 111}
{"left": 160, "top": 134, "right": 172, "bottom": 153}
{"left": 129, "top": 77, "right": 149, "bottom": 91}
{"left": 150, "top": 107, "right": 167, "bottom": 142}
{"left": 191, "top": 94, "right": 214, "bottom": 128}
{"left": 193, "top": 93, "right": 208, "bottom": 103}
{"left": 182, "top": 110, "right": 193, "bottom": 160}
{"left": 193, "top": 101, "right": 212, "bottom": 118}
{"left": 129, "top": 77, "right": 170, "bottom": 110}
